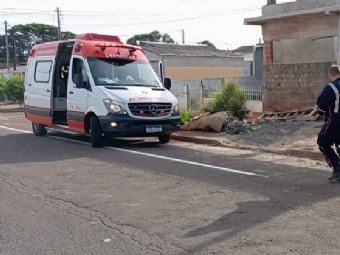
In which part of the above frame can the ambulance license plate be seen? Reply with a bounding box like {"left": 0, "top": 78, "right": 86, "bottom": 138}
{"left": 146, "top": 125, "right": 162, "bottom": 133}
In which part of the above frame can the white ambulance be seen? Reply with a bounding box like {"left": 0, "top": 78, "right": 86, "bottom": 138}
{"left": 24, "top": 33, "right": 181, "bottom": 147}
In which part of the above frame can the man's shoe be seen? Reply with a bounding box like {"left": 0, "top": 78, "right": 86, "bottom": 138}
{"left": 329, "top": 171, "right": 340, "bottom": 181}
{"left": 329, "top": 164, "right": 340, "bottom": 181}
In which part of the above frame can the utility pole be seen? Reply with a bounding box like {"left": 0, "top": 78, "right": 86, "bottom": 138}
{"left": 4, "top": 21, "right": 10, "bottom": 71}
{"left": 56, "top": 7, "right": 61, "bottom": 40}
{"left": 11, "top": 29, "right": 16, "bottom": 71}
{"left": 181, "top": 30, "right": 185, "bottom": 44}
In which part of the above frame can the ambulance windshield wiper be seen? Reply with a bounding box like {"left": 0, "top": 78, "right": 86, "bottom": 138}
{"left": 124, "top": 84, "right": 159, "bottom": 87}
{"left": 125, "top": 80, "right": 160, "bottom": 87}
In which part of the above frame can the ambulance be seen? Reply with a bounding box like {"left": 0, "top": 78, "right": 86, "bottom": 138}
{"left": 24, "top": 33, "right": 181, "bottom": 148}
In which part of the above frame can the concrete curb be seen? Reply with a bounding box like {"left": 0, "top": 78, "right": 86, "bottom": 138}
{"left": 170, "top": 133, "right": 324, "bottom": 161}
{"left": 0, "top": 108, "right": 24, "bottom": 113}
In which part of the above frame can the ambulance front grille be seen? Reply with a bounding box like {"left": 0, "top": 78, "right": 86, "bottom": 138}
{"left": 128, "top": 103, "right": 172, "bottom": 117}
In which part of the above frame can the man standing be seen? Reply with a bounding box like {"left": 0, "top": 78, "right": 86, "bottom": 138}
{"left": 317, "top": 65, "right": 340, "bottom": 181}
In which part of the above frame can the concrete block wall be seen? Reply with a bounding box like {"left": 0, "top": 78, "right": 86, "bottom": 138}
{"left": 262, "top": 15, "right": 338, "bottom": 41}
{"left": 273, "top": 37, "right": 337, "bottom": 64}
{"left": 263, "top": 61, "right": 335, "bottom": 111}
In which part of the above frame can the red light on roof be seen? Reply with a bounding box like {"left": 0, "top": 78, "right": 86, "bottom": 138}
{"left": 95, "top": 43, "right": 119, "bottom": 47}
{"left": 29, "top": 49, "right": 36, "bottom": 56}
{"left": 74, "top": 43, "right": 83, "bottom": 52}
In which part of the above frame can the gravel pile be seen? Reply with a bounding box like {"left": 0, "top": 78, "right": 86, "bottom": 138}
{"left": 216, "top": 121, "right": 322, "bottom": 146}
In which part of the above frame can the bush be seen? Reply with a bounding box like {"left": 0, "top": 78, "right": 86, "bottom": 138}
{"left": 204, "top": 79, "right": 248, "bottom": 119}
{"left": 4, "top": 75, "right": 25, "bottom": 107}
{"left": 0, "top": 75, "right": 6, "bottom": 99}
{"left": 180, "top": 110, "right": 190, "bottom": 124}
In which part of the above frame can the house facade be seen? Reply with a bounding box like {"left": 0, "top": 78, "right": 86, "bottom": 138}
{"left": 245, "top": 0, "right": 340, "bottom": 111}
{"left": 232, "top": 45, "right": 255, "bottom": 76}
{"left": 140, "top": 42, "right": 244, "bottom": 81}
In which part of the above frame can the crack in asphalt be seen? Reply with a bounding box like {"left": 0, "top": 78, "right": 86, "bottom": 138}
{"left": 0, "top": 176, "right": 191, "bottom": 254}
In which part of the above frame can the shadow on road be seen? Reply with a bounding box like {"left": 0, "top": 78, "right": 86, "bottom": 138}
{"left": 1, "top": 131, "right": 340, "bottom": 255}
{"left": 0, "top": 132, "right": 163, "bottom": 164}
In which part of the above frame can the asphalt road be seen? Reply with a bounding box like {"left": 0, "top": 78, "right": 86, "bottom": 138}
{"left": 1, "top": 111, "right": 340, "bottom": 255}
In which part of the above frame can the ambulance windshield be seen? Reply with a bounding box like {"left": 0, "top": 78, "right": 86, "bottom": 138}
{"left": 87, "top": 57, "right": 162, "bottom": 87}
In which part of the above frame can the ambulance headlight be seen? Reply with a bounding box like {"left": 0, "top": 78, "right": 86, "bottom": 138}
{"left": 103, "top": 99, "right": 127, "bottom": 114}
{"left": 172, "top": 102, "right": 179, "bottom": 113}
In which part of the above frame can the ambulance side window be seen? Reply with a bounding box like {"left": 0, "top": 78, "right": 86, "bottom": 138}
{"left": 72, "top": 58, "right": 89, "bottom": 88}
{"left": 34, "top": 60, "right": 52, "bottom": 83}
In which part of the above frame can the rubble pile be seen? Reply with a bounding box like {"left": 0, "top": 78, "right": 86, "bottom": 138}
{"left": 180, "top": 112, "right": 259, "bottom": 134}
{"left": 180, "top": 111, "right": 233, "bottom": 133}
{"left": 180, "top": 106, "right": 321, "bottom": 135}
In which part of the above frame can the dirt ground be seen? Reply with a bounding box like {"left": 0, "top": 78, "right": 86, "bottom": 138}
{"left": 211, "top": 121, "right": 322, "bottom": 147}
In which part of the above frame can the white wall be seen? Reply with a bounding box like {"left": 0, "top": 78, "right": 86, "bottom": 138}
{"left": 245, "top": 100, "right": 263, "bottom": 112}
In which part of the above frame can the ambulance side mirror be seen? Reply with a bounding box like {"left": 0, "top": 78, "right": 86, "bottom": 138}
{"left": 74, "top": 73, "right": 84, "bottom": 89}
{"left": 164, "top": 78, "right": 171, "bottom": 90}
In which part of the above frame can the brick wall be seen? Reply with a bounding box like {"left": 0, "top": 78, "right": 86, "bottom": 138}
{"left": 264, "top": 40, "right": 273, "bottom": 64}
{"left": 264, "top": 61, "right": 336, "bottom": 111}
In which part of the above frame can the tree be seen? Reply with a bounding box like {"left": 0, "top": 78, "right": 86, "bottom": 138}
{"left": 4, "top": 74, "right": 25, "bottom": 107}
{"left": 198, "top": 40, "right": 216, "bottom": 48}
{"left": 127, "top": 30, "right": 175, "bottom": 45}
{"left": 0, "top": 23, "right": 76, "bottom": 63}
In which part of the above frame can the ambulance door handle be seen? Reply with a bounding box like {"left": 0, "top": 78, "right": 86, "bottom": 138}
{"left": 28, "top": 84, "right": 32, "bottom": 86}
{"left": 46, "top": 89, "right": 50, "bottom": 92}
{"left": 69, "top": 91, "right": 74, "bottom": 94}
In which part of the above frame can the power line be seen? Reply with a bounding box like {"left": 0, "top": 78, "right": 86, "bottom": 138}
{"left": 0, "top": 5, "right": 261, "bottom": 17}
{"left": 0, "top": 10, "right": 50, "bottom": 15}
{"left": 0, "top": 5, "right": 261, "bottom": 14}
{"left": 61, "top": 7, "right": 261, "bottom": 30}
{"left": 0, "top": 5, "right": 261, "bottom": 33}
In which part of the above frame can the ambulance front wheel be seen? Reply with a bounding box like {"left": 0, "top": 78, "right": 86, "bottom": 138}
{"left": 90, "top": 116, "right": 103, "bottom": 148}
{"left": 32, "top": 122, "right": 47, "bottom": 137}
{"left": 158, "top": 134, "right": 170, "bottom": 144}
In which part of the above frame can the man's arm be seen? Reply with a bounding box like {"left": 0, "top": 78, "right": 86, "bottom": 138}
{"left": 317, "top": 84, "right": 333, "bottom": 115}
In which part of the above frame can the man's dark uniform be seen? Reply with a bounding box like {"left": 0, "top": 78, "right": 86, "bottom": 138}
{"left": 317, "top": 78, "right": 340, "bottom": 180}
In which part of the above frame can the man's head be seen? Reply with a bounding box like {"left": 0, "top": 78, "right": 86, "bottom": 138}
{"left": 328, "top": 65, "right": 340, "bottom": 81}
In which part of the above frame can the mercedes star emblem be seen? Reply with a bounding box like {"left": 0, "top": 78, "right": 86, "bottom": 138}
{"left": 149, "top": 104, "right": 158, "bottom": 114}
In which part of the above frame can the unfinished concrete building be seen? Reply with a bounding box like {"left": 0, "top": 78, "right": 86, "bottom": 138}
{"left": 245, "top": 0, "right": 340, "bottom": 111}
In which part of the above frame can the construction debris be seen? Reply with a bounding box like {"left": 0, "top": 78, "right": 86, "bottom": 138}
{"left": 257, "top": 107, "right": 320, "bottom": 123}
{"left": 223, "top": 117, "right": 253, "bottom": 134}
{"left": 180, "top": 112, "right": 261, "bottom": 134}
{"left": 180, "top": 106, "right": 321, "bottom": 135}
{"left": 180, "top": 111, "right": 233, "bottom": 132}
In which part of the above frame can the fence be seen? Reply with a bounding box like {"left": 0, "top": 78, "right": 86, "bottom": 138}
{"left": 172, "top": 77, "right": 263, "bottom": 115}
{"left": 239, "top": 85, "right": 263, "bottom": 101}
{"left": 0, "top": 71, "right": 25, "bottom": 79}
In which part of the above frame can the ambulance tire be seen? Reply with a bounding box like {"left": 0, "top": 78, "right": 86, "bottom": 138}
{"left": 158, "top": 134, "right": 170, "bottom": 144}
{"left": 90, "top": 116, "right": 103, "bottom": 148}
{"left": 32, "top": 122, "right": 47, "bottom": 137}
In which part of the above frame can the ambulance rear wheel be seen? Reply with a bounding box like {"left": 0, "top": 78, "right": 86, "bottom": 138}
{"left": 158, "top": 134, "right": 170, "bottom": 144}
{"left": 90, "top": 116, "right": 103, "bottom": 148}
{"left": 32, "top": 122, "right": 47, "bottom": 137}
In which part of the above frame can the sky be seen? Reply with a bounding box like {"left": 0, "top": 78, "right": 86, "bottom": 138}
{"left": 0, "top": 0, "right": 290, "bottom": 50}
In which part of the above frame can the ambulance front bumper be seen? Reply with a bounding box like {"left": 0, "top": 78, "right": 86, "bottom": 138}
{"left": 98, "top": 113, "right": 181, "bottom": 137}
